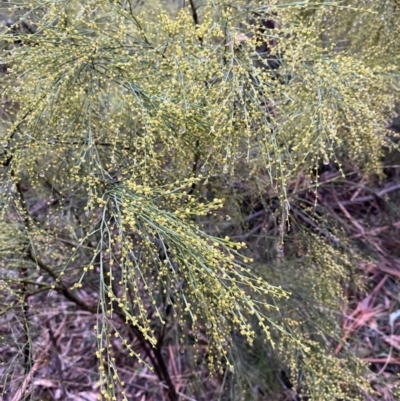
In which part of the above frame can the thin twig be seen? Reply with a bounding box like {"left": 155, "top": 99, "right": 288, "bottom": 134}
{"left": 10, "top": 330, "right": 52, "bottom": 401}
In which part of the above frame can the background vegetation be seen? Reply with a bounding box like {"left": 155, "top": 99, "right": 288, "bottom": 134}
{"left": 0, "top": 0, "right": 400, "bottom": 400}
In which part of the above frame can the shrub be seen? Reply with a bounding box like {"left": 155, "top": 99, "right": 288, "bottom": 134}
{"left": 0, "top": 0, "right": 399, "bottom": 400}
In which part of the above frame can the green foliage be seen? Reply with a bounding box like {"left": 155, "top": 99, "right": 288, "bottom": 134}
{"left": 0, "top": 0, "right": 399, "bottom": 400}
